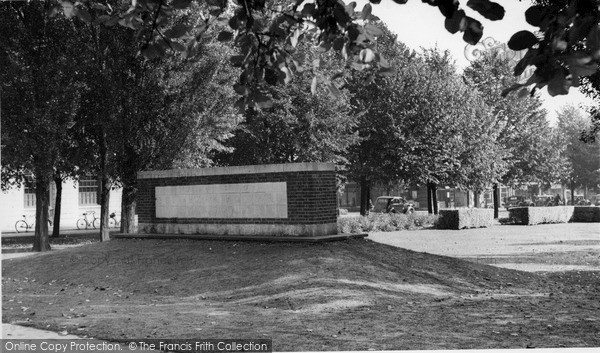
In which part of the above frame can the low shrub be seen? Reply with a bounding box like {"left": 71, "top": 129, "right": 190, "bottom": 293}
{"left": 337, "top": 212, "right": 438, "bottom": 234}
{"left": 436, "top": 208, "right": 494, "bottom": 230}
{"left": 572, "top": 206, "right": 600, "bottom": 222}
{"left": 508, "top": 206, "right": 574, "bottom": 225}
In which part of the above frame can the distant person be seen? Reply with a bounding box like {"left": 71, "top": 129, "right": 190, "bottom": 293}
{"left": 555, "top": 194, "right": 562, "bottom": 206}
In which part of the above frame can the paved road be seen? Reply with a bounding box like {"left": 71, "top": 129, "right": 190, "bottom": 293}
{"left": 369, "top": 223, "right": 600, "bottom": 271}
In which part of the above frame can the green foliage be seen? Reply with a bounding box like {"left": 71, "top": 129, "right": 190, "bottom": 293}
{"left": 464, "top": 52, "right": 564, "bottom": 188}
{"left": 508, "top": 206, "right": 575, "bottom": 225}
{"left": 215, "top": 42, "right": 357, "bottom": 166}
{"left": 555, "top": 105, "right": 600, "bottom": 192}
{"left": 337, "top": 213, "right": 439, "bottom": 234}
{"left": 436, "top": 209, "right": 494, "bottom": 229}
{"left": 504, "top": 0, "right": 599, "bottom": 97}
{"left": 572, "top": 206, "right": 600, "bottom": 222}
{"left": 72, "top": 0, "right": 597, "bottom": 107}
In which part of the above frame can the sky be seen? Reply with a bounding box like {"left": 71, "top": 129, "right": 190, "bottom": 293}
{"left": 356, "top": 0, "right": 595, "bottom": 123}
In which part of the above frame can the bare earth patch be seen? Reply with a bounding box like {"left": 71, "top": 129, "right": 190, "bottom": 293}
{"left": 2, "top": 235, "right": 600, "bottom": 350}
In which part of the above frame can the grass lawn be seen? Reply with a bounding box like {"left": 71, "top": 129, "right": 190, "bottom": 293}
{"left": 2, "top": 238, "right": 600, "bottom": 350}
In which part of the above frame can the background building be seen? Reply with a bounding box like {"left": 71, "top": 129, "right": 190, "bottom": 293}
{"left": 0, "top": 177, "right": 122, "bottom": 233}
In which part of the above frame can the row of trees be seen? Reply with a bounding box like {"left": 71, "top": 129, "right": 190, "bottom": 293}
{"left": 1, "top": 1, "right": 598, "bottom": 251}
{"left": 1, "top": 0, "right": 240, "bottom": 250}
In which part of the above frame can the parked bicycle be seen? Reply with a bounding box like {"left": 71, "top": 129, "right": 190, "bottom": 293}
{"left": 15, "top": 214, "right": 52, "bottom": 233}
{"left": 76, "top": 211, "right": 100, "bottom": 230}
{"left": 108, "top": 211, "right": 121, "bottom": 229}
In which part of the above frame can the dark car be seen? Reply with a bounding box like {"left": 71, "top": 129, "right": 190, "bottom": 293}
{"left": 504, "top": 195, "right": 534, "bottom": 210}
{"left": 372, "top": 196, "right": 415, "bottom": 214}
{"left": 535, "top": 195, "right": 556, "bottom": 207}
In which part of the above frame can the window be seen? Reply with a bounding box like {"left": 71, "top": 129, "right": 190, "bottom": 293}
{"left": 24, "top": 175, "right": 35, "bottom": 208}
{"left": 79, "top": 177, "right": 98, "bottom": 205}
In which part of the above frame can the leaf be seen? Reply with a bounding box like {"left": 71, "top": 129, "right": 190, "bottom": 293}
{"left": 170, "top": 42, "right": 186, "bottom": 52}
{"left": 444, "top": 9, "right": 465, "bottom": 34}
{"left": 463, "top": 17, "right": 483, "bottom": 45}
{"left": 360, "top": 48, "right": 375, "bottom": 63}
{"left": 326, "top": 82, "right": 341, "bottom": 98}
{"left": 233, "top": 84, "right": 249, "bottom": 96}
{"left": 75, "top": 8, "right": 92, "bottom": 24}
{"left": 91, "top": 3, "right": 109, "bottom": 11}
{"left": 217, "top": 31, "right": 233, "bottom": 42}
{"left": 164, "top": 24, "right": 189, "bottom": 39}
{"left": 466, "top": 0, "right": 504, "bottom": 21}
{"left": 547, "top": 71, "right": 569, "bottom": 97}
{"left": 513, "top": 49, "right": 536, "bottom": 76}
{"left": 104, "top": 15, "right": 119, "bottom": 26}
{"left": 61, "top": 1, "right": 75, "bottom": 18}
{"left": 361, "top": 3, "right": 372, "bottom": 21}
{"left": 311, "top": 76, "right": 318, "bottom": 95}
{"left": 312, "top": 59, "right": 321, "bottom": 68}
{"left": 172, "top": 0, "right": 192, "bottom": 9}
{"left": 48, "top": 5, "right": 62, "bottom": 18}
{"left": 517, "top": 88, "right": 529, "bottom": 98}
{"left": 333, "top": 37, "right": 345, "bottom": 51}
{"left": 570, "top": 15, "right": 596, "bottom": 46}
{"left": 253, "top": 91, "right": 273, "bottom": 109}
{"left": 290, "top": 28, "right": 301, "bottom": 47}
{"left": 436, "top": 0, "right": 459, "bottom": 18}
{"left": 508, "top": 30, "right": 538, "bottom": 51}
{"left": 93, "top": 15, "right": 111, "bottom": 25}
{"left": 280, "top": 66, "right": 292, "bottom": 84}
{"left": 369, "top": 0, "right": 382, "bottom": 4}
{"left": 378, "top": 67, "right": 395, "bottom": 77}
{"left": 364, "top": 24, "right": 383, "bottom": 37}
{"left": 524, "top": 6, "right": 544, "bottom": 27}
{"left": 230, "top": 55, "right": 245, "bottom": 67}
{"left": 140, "top": 44, "right": 163, "bottom": 59}
{"left": 566, "top": 54, "right": 598, "bottom": 77}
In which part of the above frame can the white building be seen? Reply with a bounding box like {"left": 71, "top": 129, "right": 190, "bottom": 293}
{"left": 0, "top": 177, "right": 122, "bottom": 233}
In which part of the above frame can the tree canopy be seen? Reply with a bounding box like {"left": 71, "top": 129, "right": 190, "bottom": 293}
{"left": 32, "top": 0, "right": 599, "bottom": 108}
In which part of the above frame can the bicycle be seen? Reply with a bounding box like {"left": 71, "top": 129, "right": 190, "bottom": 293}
{"left": 15, "top": 214, "right": 52, "bottom": 233}
{"left": 76, "top": 211, "right": 100, "bottom": 230}
{"left": 108, "top": 211, "right": 121, "bottom": 229}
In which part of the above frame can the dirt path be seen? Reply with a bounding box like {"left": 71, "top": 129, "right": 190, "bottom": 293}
{"left": 369, "top": 223, "right": 600, "bottom": 271}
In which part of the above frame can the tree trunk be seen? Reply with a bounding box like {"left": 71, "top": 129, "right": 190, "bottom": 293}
{"left": 474, "top": 191, "right": 480, "bottom": 208}
{"left": 493, "top": 183, "right": 500, "bottom": 219}
{"left": 432, "top": 182, "right": 439, "bottom": 215}
{"left": 99, "top": 177, "right": 111, "bottom": 242}
{"left": 427, "top": 182, "right": 433, "bottom": 214}
{"left": 33, "top": 173, "right": 51, "bottom": 252}
{"left": 121, "top": 183, "right": 137, "bottom": 233}
{"left": 570, "top": 183, "right": 575, "bottom": 205}
{"left": 51, "top": 175, "right": 62, "bottom": 238}
{"left": 359, "top": 176, "right": 370, "bottom": 216}
{"left": 99, "top": 125, "right": 111, "bottom": 242}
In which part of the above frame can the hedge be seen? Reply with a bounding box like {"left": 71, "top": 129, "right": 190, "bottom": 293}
{"left": 436, "top": 208, "right": 494, "bottom": 230}
{"left": 572, "top": 206, "right": 600, "bottom": 222}
{"left": 337, "top": 213, "right": 439, "bottom": 233}
{"left": 508, "top": 206, "right": 600, "bottom": 225}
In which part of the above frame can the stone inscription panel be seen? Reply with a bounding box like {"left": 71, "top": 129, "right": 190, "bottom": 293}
{"left": 155, "top": 182, "right": 288, "bottom": 219}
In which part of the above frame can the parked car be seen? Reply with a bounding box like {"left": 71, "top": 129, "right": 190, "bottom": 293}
{"left": 591, "top": 194, "right": 600, "bottom": 206}
{"left": 372, "top": 196, "right": 415, "bottom": 214}
{"left": 535, "top": 195, "right": 556, "bottom": 207}
{"left": 504, "top": 195, "right": 534, "bottom": 210}
{"left": 567, "top": 196, "right": 592, "bottom": 206}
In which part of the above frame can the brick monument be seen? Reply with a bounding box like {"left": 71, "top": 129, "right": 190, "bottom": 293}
{"left": 135, "top": 162, "right": 338, "bottom": 238}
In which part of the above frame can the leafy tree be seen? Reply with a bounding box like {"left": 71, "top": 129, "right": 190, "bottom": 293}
{"left": 44, "top": 0, "right": 598, "bottom": 108}
{"left": 71, "top": 2, "right": 240, "bottom": 237}
{"left": 1, "top": 1, "right": 84, "bottom": 250}
{"left": 464, "top": 52, "right": 565, "bottom": 216}
{"left": 215, "top": 42, "right": 357, "bottom": 166}
{"left": 556, "top": 105, "right": 600, "bottom": 201}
